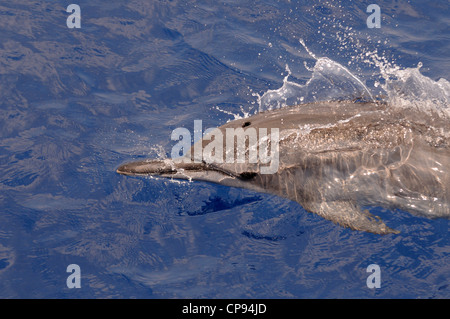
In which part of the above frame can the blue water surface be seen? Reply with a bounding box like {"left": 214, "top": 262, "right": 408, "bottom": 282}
{"left": 0, "top": 0, "right": 449, "bottom": 298}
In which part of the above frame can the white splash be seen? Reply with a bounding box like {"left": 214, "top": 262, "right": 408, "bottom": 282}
{"left": 254, "top": 40, "right": 449, "bottom": 119}
{"left": 256, "top": 40, "right": 374, "bottom": 112}
{"left": 364, "top": 51, "right": 450, "bottom": 117}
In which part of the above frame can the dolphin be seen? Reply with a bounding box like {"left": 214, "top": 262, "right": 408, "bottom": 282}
{"left": 117, "top": 101, "right": 450, "bottom": 234}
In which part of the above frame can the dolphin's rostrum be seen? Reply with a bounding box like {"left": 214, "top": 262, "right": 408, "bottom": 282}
{"left": 117, "top": 101, "right": 450, "bottom": 235}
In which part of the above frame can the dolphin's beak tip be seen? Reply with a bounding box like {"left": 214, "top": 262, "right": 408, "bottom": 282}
{"left": 116, "top": 159, "right": 168, "bottom": 176}
{"left": 116, "top": 163, "right": 133, "bottom": 175}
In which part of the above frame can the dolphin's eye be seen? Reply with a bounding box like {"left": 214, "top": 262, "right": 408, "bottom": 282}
{"left": 239, "top": 172, "right": 257, "bottom": 180}
{"left": 242, "top": 121, "right": 251, "bottom": 127}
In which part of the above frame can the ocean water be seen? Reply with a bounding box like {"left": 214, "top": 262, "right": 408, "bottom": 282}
{"left": 0, "top": 0, "right": 449, "bottom": 298}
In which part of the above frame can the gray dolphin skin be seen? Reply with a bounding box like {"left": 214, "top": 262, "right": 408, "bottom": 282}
{"left": 117, "top": 101, "right": 450, "bottom": 234}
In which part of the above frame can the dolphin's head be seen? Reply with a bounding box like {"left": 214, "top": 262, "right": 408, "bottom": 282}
{"left": 116, "top": 109, "right": 285, "bottom": 191}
